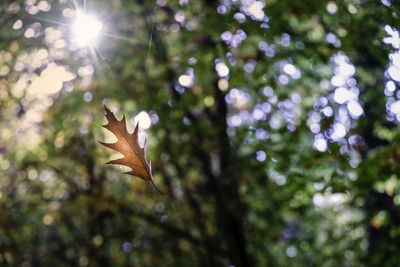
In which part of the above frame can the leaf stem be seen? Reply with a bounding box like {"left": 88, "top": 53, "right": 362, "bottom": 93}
{"left": 150, "top": 178, "right": 164, "bottom": 195}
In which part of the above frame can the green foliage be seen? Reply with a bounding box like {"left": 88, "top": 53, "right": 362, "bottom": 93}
{"left": 1, "top": 0, "right": 400, "bottom": 266}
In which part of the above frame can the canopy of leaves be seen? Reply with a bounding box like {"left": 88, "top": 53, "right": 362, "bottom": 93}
{"left": 1, "top": 0, "right": 400, "bottom": 266}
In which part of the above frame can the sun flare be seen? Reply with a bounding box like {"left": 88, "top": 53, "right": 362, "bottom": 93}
{"left": 72, "top": 10, "right": 103, "bottom": 46}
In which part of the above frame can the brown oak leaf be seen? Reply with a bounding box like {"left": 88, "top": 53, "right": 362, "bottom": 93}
{"left": 99, "top": 106, "right": 163, "bottom": 194}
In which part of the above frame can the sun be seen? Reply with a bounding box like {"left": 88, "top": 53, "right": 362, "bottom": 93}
{"left": 72, "top": 10, "right": 103, "bottom": 47}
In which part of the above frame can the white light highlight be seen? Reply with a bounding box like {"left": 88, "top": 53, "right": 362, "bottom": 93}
{"left": 314, "top": 135, "right": 327, "bottom": 152}
{"left": 178, "top": 75, "right": 193, "bottom": 87}
{"left": 215, "top": 62, "right": 229, "bottom": 77}
{"left": 384, "top": 25, "right": 400, "bottom": 49}
{"left": 133, "top": 111, "right": 152, "bottom": 130}
{"left": 333, "top": 87, "right": 357, "bottom": 104}
{"left": 72, "top": 11, "right": 102, "bottom": 46}
{"left": 347, "top": 101, "right": 363, "bottom": 118}
{"left": 390, "top": 101, "right": 400, "bottom": 115}
{"left": 331, "top": 123, "right": 347, "bottom": 141}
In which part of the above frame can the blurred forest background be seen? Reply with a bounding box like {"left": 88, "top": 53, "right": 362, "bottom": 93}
{"left": 1, "top": 0, "right": 400, "bottom": 266}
